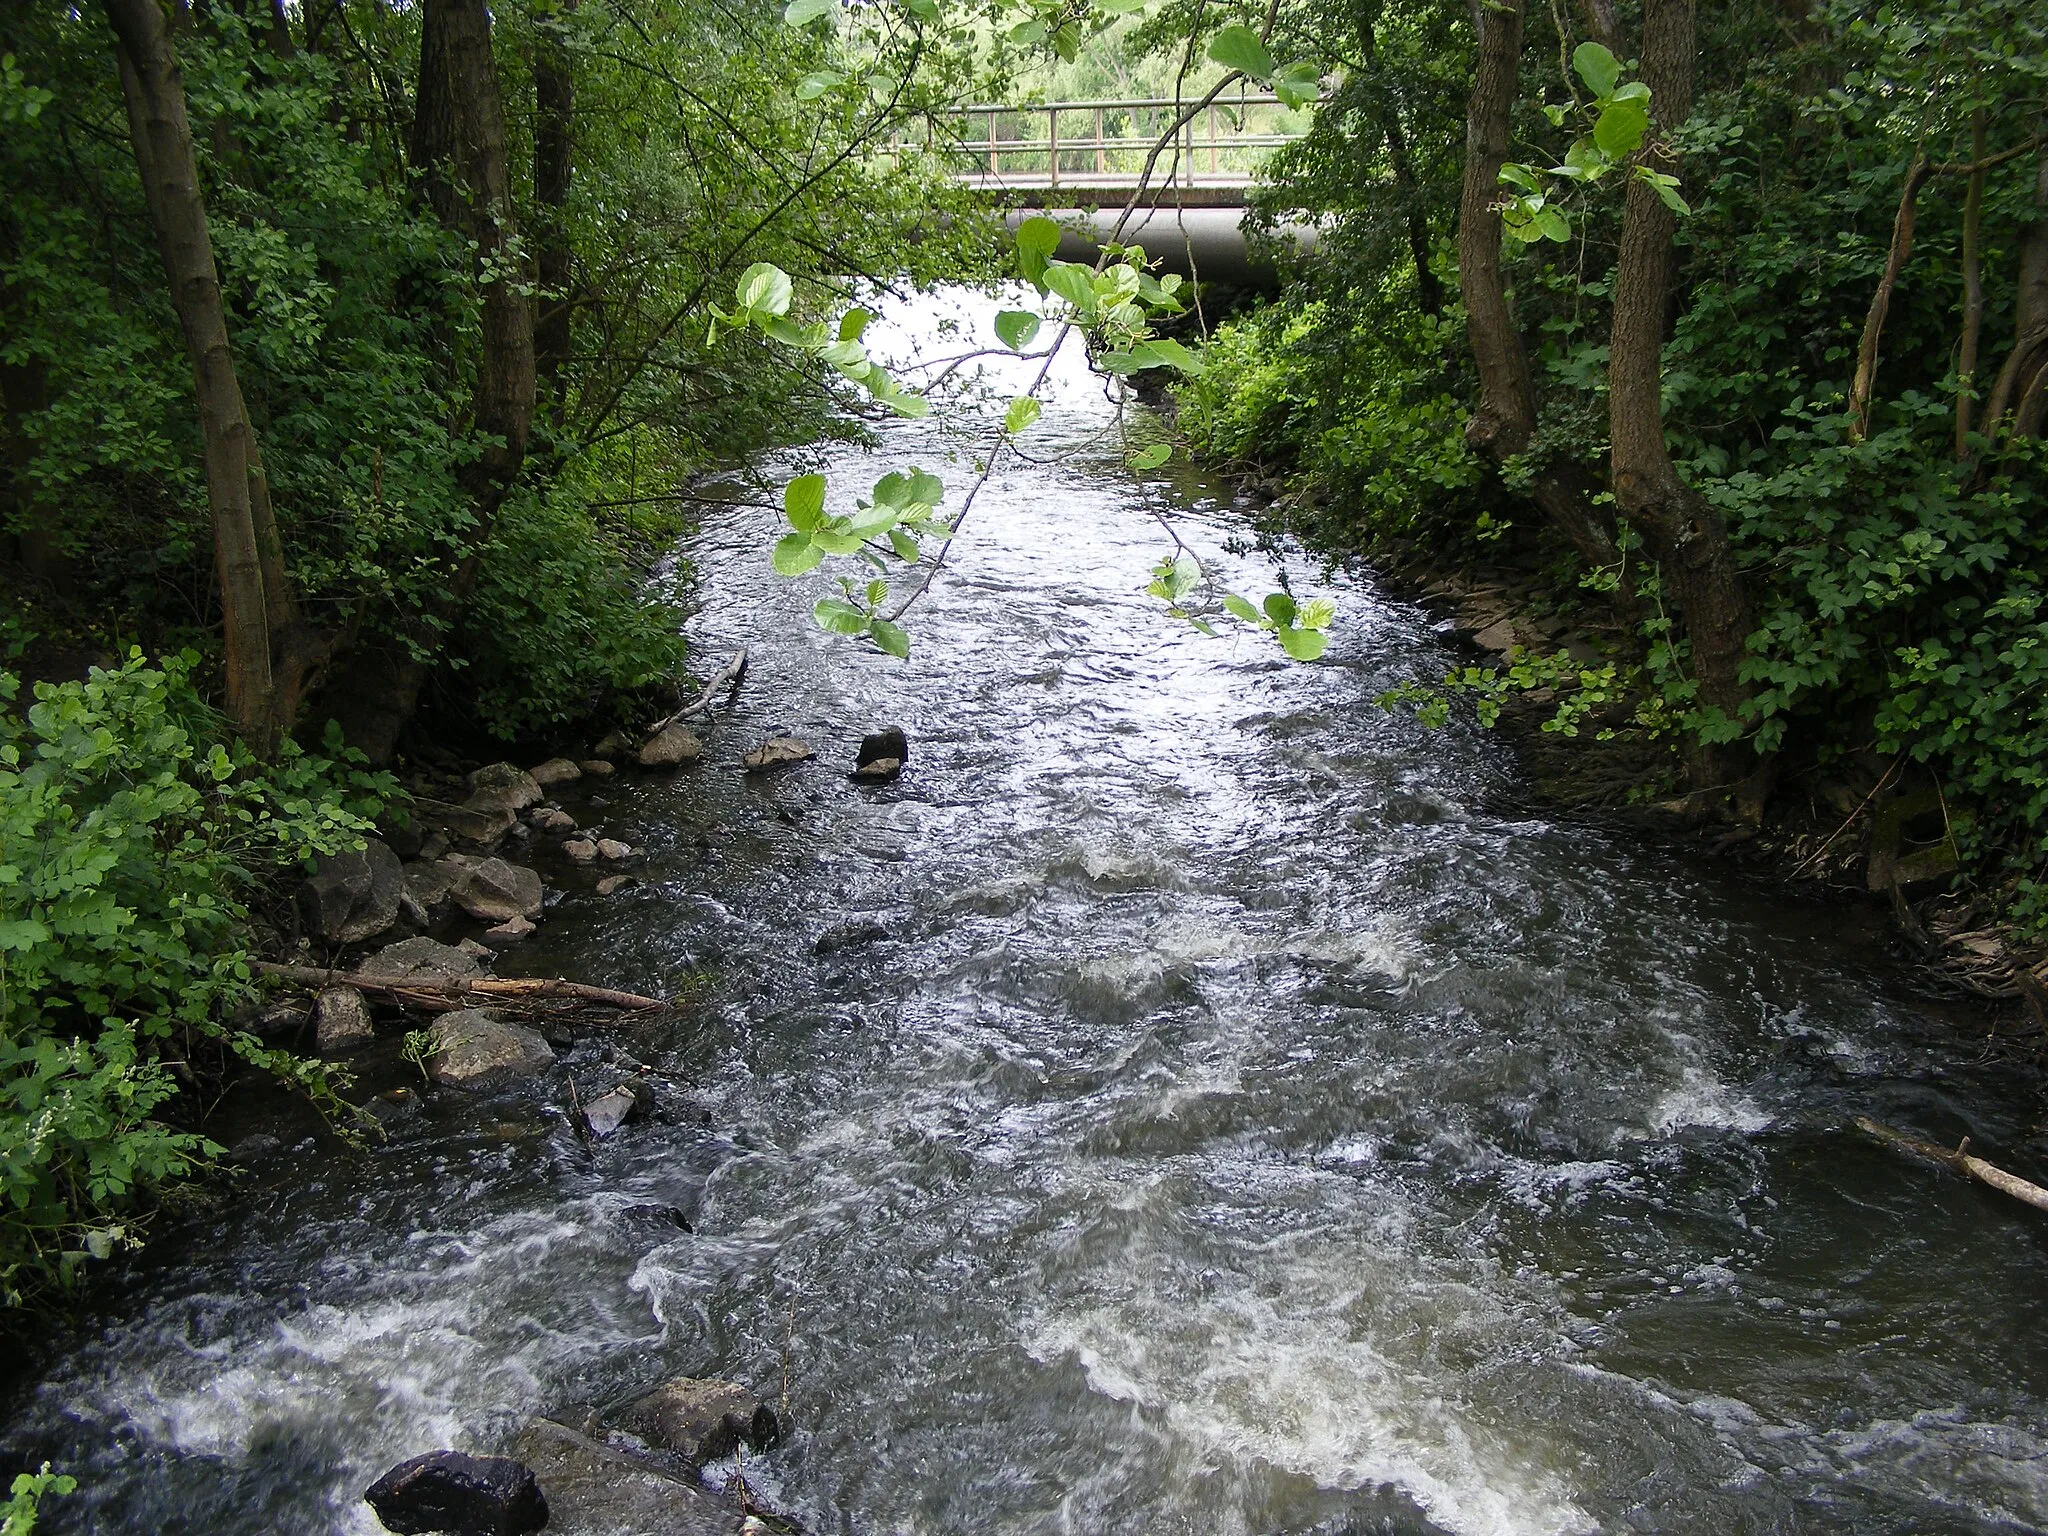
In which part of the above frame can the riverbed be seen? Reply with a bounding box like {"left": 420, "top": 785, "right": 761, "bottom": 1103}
{"left": 6, "top": 288, "right": 2046, "bottom": 1536}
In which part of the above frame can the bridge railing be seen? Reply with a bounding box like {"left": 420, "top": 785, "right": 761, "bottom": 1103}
{"left": 899, "top": 94, "right": 1306, "bottom": 190}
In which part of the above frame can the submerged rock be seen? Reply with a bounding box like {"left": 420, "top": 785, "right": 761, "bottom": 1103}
{"left": 299, "top": 838, "right": 403, "bottom": 944}
{"left": 638, "top": 723, "right": 704, "bottom": 768}
{"left": 528, "top": 757, "right": 582, "bottom": 788}
{"left": 624, "top": 1377, "right": 780, "bottom": 1466}
{"left": 428, "top": 1010, "right": 555, "bottom": 1090}
{"left": 314, "top": 986, "right": 375, "bottom": 1053}
{"left": 742, "top": 736, "right": 812, "bottom": 772}
{"left": 453, "top": 858, "right": 544, "bottom": 923}
{"left": 508, "top": 1419, "right": 745, "bottom": 1536}
{"left": 594, "top": 875, "right": 632, "bottom": 896}
{"left": 364, "top": 1449, "right": 547, "bottom": 1536}
{"left": 484, "top": 914, "right": 536, "bottom": 944}
{"left": 580, "top": 759, "right": 616, "bottom": 778}
{"left": 361, "top": 936, "right": 484, "bottom": 986}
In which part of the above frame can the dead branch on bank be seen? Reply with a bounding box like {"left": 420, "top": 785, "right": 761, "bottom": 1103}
{"left": 255, "top": 961, "right": 669, "bottom": 1014}
{"left": 644, "top": 649, "right": 749, "bottom": 743}
{"left": 1855, "top": 1116, "right": 2048, "bottom": 1215}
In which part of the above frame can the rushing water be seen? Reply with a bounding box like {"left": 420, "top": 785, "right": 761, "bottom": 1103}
{"left": 8, "top": 289, "right": 2048, "bottom": 1536}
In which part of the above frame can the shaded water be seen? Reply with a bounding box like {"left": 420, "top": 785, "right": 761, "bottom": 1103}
{"left": 8, "top": 290, "right": 2048, "bottom": 1535}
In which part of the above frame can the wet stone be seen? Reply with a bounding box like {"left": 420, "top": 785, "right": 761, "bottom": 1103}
{"left": 299, "top": 838, "right": 403, "bottom": 945}
{"left": 528, "top": 757, "right": 582, "bottom": 788}
{"left": 563, "top": 838, "right": 599, "bottom": 863}
{"left": 508, "top": 1419, "right": 744, "bottom": 1536}
{"left": 453, "top": 858, "right": 544, "bottom": 923}
{"left": 314, "top": 986, "right": 375, "bottom": 1053}
{"left": 857, "top": 725, "right": 909, "bottom": 766}
{"left": 579, "top": 759, "right": 616, "bottom": 777}
{"left": 596, "top": 838, "right": 632, "bottom": 860}
{"left": 363, "top": 1449, "right": 547, "bottom": 1536}
{"left": 360, "top": 936, "right": 484, "bottom": 986}
{"left": 638, "top": 723, "right": 704, "bottom": 769}
{"left": 484, "top": 914, "right": 536, "bottom": 944}
{"left": 743, "top": 736, "right": 812, "bottom": 772}
{"left": 623, "top": 1377, "right": 780, "bottom": 1466}
{"left": 466, "top": 763, "right": 544, "bottom": 814}
{"left": 428, "top": 1010, "right": 555, "bottom": 1091}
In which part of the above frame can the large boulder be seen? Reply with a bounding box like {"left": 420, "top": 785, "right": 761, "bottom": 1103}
{"left": 414, "top": 798, "right": 517, "bottom": 849}
{"left": 528, "top": 758, "right": 582, "bottom": 788}
{"left": 638, "top": 724, "right": 704, "bottom": 768}
{"left": 452, "top": 859, "right": 544, "bottom": 923}
{"left": 298, "top": 838, "right": 403, "bottom": 944}
{"left": 363, "top": 1450, "right": 547, "bottom": 1536}
{"left": 429, "top": 1010, "right": 554, "bottom": 1090}
{"left": 314, "top": 986, "right": 375, "bottom": 1053}
{"left": 403, "top": 860, "right": 460, "bottom": 912}
{"left": 623, "top": 1378, "right": 780, "bottom": 1466}
{"left": 359, "top": 936, "right": 484, "bottom": 986}
{"left": 508, "top": 1419, "right": 746, "bottom": 1536}
{"left": 467, "top": 763, "right": 544, "bottom": 814}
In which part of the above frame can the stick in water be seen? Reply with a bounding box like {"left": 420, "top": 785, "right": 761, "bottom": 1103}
{"left": 1855, "top": 1116, "right": 2048, "bottom": 1215}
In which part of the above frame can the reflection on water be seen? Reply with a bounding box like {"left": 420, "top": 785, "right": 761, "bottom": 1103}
{"left": 8, "top": 289, "right": 2048, "bottom": 1536}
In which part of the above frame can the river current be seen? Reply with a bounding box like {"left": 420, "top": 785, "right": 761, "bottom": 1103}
{"left": 6, "top": 289, "right": 2047, "bottom": 1535}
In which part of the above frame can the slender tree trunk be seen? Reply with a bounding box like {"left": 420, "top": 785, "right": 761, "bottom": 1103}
{"left": 534, "top": 0, "right": 576, "bottom": 398}
{"left": 1456, "top": 0, "right": 1633, "bottom": 599}
{"left": 1956, "top": 108, "right": 1985, "bottom": 458}
{"left": 323, "top": 0, "right": 535, "bottom": 761}
{"left": 104, "top": 0, "right": 302, "bottom": 753}
{"left": 1362, "top": 18, "right": 1441, "bottom": 317}
{"left": 1985, "top": 139, "right": 2048, "bottom": 440}
{"left": 1608, "top": 0, "right": 1763, "bottom": 813}
{"left": 1846, "top": 152, "right": 1931, "bottom": 443}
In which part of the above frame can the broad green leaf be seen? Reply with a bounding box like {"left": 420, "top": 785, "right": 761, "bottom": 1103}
{"left": 1593, "top": 99, "right": 1649, "bottom": 158}
{"left": 772, "top": 533, "right": 824, "bottom": 575}
{"left": 819, "top": 339, "right": 868, "bottom": 369}
{"left": 1262, "top": 591, "right": 1297, "bottom": 627}
{"left": 1639, "top": 165, "right": 1691, "bottom": 214}
{"left": 1274, "top": 60, "right": 1320, "bottom": 111}
{"left": 838, "top": 308, "right": 871, "bottom": 343}
{"left": 784, "top": 0, "right": 836, "bottom": 21}
{"left": 1139, "top": 337, "right": 1203, "bottom": 375}
{"left": 1498, "top": 162, "right": 1542, "bottom": 192}
{"left": 899, "top": 0, "right": 938, "bottom": 18}
{"left": 869, "top": 618, "right": 911, "bottom": 657}
{"left": 1207, "top": 23, "right": 1273, "bottom": 81}
{"left": 888, "top": 528, "right": 921, "bottom": 561}
{"left": 1222, "top": 593, "right": 1263, "bottom": 625}
{"left": 1096, "top": 0, "right": 1146, "bottom": 12}
{"left": 1008, "top": 18, "right": 1046, "bottom": 43}
{"left": 1128, "top": 443, "right": 1172, "bottom": 471}
{"left": 1277, "top": 626, "right": 1328, "bottom": 661}
{"left": 1051, "top": 21, "right": 1080, "bottom": 60}
{"left": 784, "top": 472, "right": 827, "bottom": 531}
{"left": 812, "top": 526, "right": 866, "bottom": 555}
{"left": 1611, "top": 80, "right": 1651, "bottom": 104}
{"left": 1015, "top": 215, "right": 1062, "bottom": 289}
{"left": 1559, "top": 138, "right": 1606, "bottom": 179}
{"left": 885, "top": 393, "right": 930, "bottom": 419}
{"left": 796, "top": 70, "right": 844, "bottom": 99}
{"left": 1298, "top": 597, "right": 1336, "bottom": 630}
{"left": 1571, "top": 41, "right": 1620, "bottom": 98}
{"left": 846, "top": 503, "right": 902, "bottom": 538}
{"left": 736, "top": 262, "right": 792, "bottom": 317}
{"left": 1043, "top": 261, "right": 1096, "bottom": 312}
{"left": 1533, "top": 205, "right": 1572, "bottom": 242}
{"left": 865, "top": 578, "right": 888, "bottom": 606}
{"left": 994, "top": 309, "right": 1042, "bottom": 351}
{"left": 906, "top": 469, "right": 944, "bottom": 505}
{"left": 872, "top": 470, "right": 912, "bottom": 508}
{"left": 0, "top": 917, "right": 51, "bottom": 951}
{"left": 815, "top": 598, "right": 870, "bottom": 634}
{"left": 1095, "top": 349, "right": 1143, "bottom": 374}
{"left": 1005, "top": 396, "right": 1042, "bottom": 434}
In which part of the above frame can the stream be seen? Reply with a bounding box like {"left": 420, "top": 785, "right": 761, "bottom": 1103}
{"left": 6, "top": 288, "right": 2048, "bottom": 1536}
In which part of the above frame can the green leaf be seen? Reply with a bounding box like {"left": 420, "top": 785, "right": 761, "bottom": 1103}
{"left": 899, "top": 0, "right": 938, "bottom": 18}
{"left": 1498, "top": 162, "right": 1542, "bottom": 192}
{"left": 906, "top": 469, "right": 945, "bottom": 506}
{"left": 1277, "top": 626, "right": 1328, "bottom": 661}
{"left": 736, "top": 262, "right": 792, "bottom": 317}
{"left": 1273, "top": 60, "right": 1320, "bottom": 110}
{"left": 784, "top": 0, "right": 836, "bottom": 21}
{"left": 1051, "top": 22, "right": 1080, "bottom": 60}
{"left": 1095, "top": 349, "right": 1143, "bottom": 375}
{"left": 1043, "top": 261, "right": 1096, "bottom": 312}
{"left": 796, "top": 69, "right": 844, "bottom": 99}
{"left": 1298, "top": 597, "right": 1336, "bottom": 631}
{"left": 1008, "top": 17, "right": 1046, "bottom": 43}
{"left": 1004, "top": 396, "right": 1042, "bottom": 434}
{"left": 838, "top": 308, "right": 872, "bottom": 343}
{"left": 872, "top": 471, "right": 912, "bottom": 509}
{"left": 1639, "top": 165, "right": 1691, "bottom": 214}
{"left": 1138, "top": 337, "right": 1203, "bottom": 375}
{"left": 772, "top": 533, "right": 825, "bottom": 575}
{"left": 869, "top": 618, "right": 911, "bottom": 657}
{"left": 1611, "top": 80, "right": 1651, "bottom": 104}
{"left": 1128, "top": 443, "right": 1172, "bottom": 471}
{"left": 814, "top": 598, "right": 870, "bottom": 634}
{"left": 1015, "top": 215, "right": 1062, "bottom": 289}
{"left": 885, "top": 393, "right": 930, "bottom": 419}
{"left": 1593, "top": 98, "right": 1649, "bottom": 158}
{"left": 784, "top": 472, "right": 827, "bottom": 531}
{"left": 888, "top": 528, "right": 921, "bottom": 562}
{"left": 1262, "top": 591, "right": 1297, "bottom": 627}
{"left": 1207, "top": 23, "right": 1273, "bottom": 81}
{"left": 1533, "top": 205, "right": 1572, "bottom": 242}
{"left": 1222, "top": 593, "right": 1263, "bottom": 625}
{"left": 818, "top": 339, "right": 868, "bottom": 369}
{"left": 1571, "top": 40, "right": 1620, "bottom": 98}
{"left": 994, "top": 309, "right": 1042, "bottom": 351}
{"left": 812, "top": 526, "right": 866, "bottom": 555}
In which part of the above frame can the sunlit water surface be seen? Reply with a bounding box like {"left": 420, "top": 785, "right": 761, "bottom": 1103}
{"left": 7, "top": 289, "right": 2047, "bottom": 1536}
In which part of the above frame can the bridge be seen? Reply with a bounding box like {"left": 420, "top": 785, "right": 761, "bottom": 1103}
{"left": 901, "top": 95, "right": 1314, "bottom": 285}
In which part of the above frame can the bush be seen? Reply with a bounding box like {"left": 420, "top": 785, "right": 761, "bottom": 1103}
{"left": 0, "top": 652, "right": 393, "bottom": 1308}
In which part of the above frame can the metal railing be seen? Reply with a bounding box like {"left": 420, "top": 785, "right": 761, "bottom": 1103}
{"left": 900, "top": 94, "right": 1306, "bottom": 189}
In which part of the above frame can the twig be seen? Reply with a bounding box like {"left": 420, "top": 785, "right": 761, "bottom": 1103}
{"left": 1856, "top": 1116, "right": 2048, "bottom": 1215}
{"left": 255, "top": 962, "right": 669, "bottom": 1012}
{"left": 1789, "top": 753, "right": 1902, "bottom": 878}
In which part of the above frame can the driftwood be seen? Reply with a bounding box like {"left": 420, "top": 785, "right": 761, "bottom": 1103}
{"left": 643, "top": 650, "right": 748, "bottom": 742}
{"left": 1855, "top": 1116, "right": 2048, "bottom": 1215}
{"left": 255, "top": 961, "right": 668, "bottom": 1013}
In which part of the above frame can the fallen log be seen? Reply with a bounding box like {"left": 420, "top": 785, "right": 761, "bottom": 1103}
{"left": 1855, "top": 1116, "right": 2048, "bottom": 1215}
{"left": 643, "top": 650, "right": 748, "bottom": 742}
{"left": 254, "top": 961, "right": 669, "bottom": 1013}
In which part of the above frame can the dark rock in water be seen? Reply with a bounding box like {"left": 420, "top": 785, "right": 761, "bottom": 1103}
{"left": 314, "top": 985, "right": 376, "bottom": 1053}
{"left": 850, "top": 756, "right": 900, "bottom": 783}
{"left": 813, "top": 918, "right": 889, "bottom": 955}
{"left": 856, "top": 726, "right": 908, "bottom": 767}
{"left": 429, "top": 1010, "right": 555, "bottom": 1090}
{"left": 360, "top": 936, "right": 485, "bottom": 986}
{"left": 414, "top": 797, "right": 518, "bottom": 849}
{"left": 453, "top": 858, "right": 544, "bottom": 923}
{"left": 581, "top": 1083, "right": 646, "bottom": 1138}
{"left": 255, "top": 995, "right": 312, "bottom": 1038}
{"left": 299, "top": 838, "right": 404, "bottom": 944}
{"left": 466, "top": 763, "right": 545, "bottom": 814}
{"left": 624, "top": 1378, "right": 780, "bottom": 1466}
{"left": 229, "top": 1133, "right": 285, "bottom": 1163}
{"left": 364, "top": 1450, "right": 547, "bottom": 1536}
{"left": 509, "top": 1419, "right": 747, "bottom": 1535}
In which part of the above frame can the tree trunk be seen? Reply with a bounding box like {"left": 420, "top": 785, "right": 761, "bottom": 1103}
{"left": 1956, "top": 108, "right": 1986, "bottom": 458}
{"left": 1846, "top": 152, "right": 1930, "bottom": 444}
{"left": 534, "top": 0, "right": 576, "bottom": 398}
{"left": 1985, "top": 139, "right": 2048, "bottom": 440}
{"left": 325, "top": 0, "right": 535, "bottom": 761}
{"left": 1455, "top": 0, "right": 1632, "bottom": 598}
{"left": 104, "top": 0, "right": 306, "bottom": 754}
{"left": 1607, "top": 0, "right": 1763, "bottom": 813}
{"left": 1362, "top": 18, "right": 1441, "bottom": 317}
